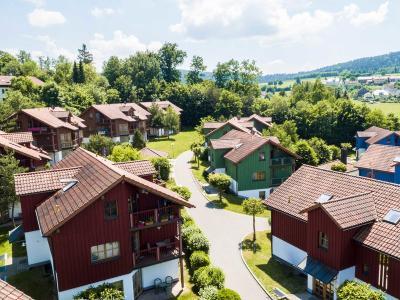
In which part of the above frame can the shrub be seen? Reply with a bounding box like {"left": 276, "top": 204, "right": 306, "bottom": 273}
{"left": 181, "top": 210, "right": 194, "bottom": 227}
{"left": 151, "top": 157, "right": 171, "bottom": 181}
{"left": 208, "top": 173, "right": 231, "bottom": 201}
{"left": 190, "top": 251, "right": 211, "bottom": 271}
{"left": 199, "top": 286, "right": 219, "bottom": 300}
{"left": 200, "top": 147, "right": 209, "bottom": 161}
{"left": 216, "top": 288, "right": 241, "bottom": 300}
{"left": 107, "top": 143, "right": 141, "bottom": 162}
{"left": 182, "top": 225, "right": 202, "bottom": 244}
{"left": 329, "top": 145, "right": 341, "bottom": 160}
{"left": 171, "top": 185, "right": 192, "bottom": 201}
{"left": 74, "top": 283, "right": 124, "bottom": 299}
{"left": 193, "top": 265, "right": 225, "bottom": 291}
{"left": 337, "top": 280, "right": 384, "bottom": 300}
{"left": 84, "top": 134, "right": 115, "bottom": 156}
{"left": 131, "top": 129, "right": 146, "bottom": 149}
{"left": 187, "top": 232, "right": 210, "bottom": 253}
{"left": 331, "top": 162, "right": 347, "bottom": 172}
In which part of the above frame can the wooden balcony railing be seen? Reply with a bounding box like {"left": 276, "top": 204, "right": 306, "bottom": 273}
{"left": 271, "top": 157, "right": 293, "bottom": 166}
{"left": 132, "top": 236, "right": 180, "bottom": 268}
{"left": 130, "top": 206, "right": 179, "bottom": 229}
{"left": 61, "top": 141, "right": 73, "bottom": 149}
{"left": 28, "top": 127, "right": 48, "bottom": 133}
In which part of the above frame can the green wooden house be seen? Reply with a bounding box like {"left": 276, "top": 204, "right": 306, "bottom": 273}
{"left": 209, "top": 130, "right": 299, "bottom": 199}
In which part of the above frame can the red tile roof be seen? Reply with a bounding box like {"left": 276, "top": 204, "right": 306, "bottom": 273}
{"left": 318, "top": 159, "right": 358, "bottom": 173}
{"left": 355, "top": 144, "right": 400, "bottom": 173}
{"left": 140, "top": 101, "right": 182, "bottom": 114}
{"left": 35, "top": 148, "right": 194, "bottom": 236}
{"left": 0, "top": 135, "right": 50, "bottom": 161}
{"left": 265, "top": 165, "right": 400, "bottom": 258}
{"left": 204, "top": 115, "right": 272, "bottom": 135}
{"left": 14, "top": 167, "right": 82, "bottom": 196}
{"left": 0, "top": 279, "right": 33, "bottom": 299}
{"left": 20, "top": 107, "right": 79, "bottom": 130}
{"left": 139, "top": 147, "right": 168, "bottom": 159}
{"left": 210, "top": 138, "right": 242, "bottom": 150}
{"left": 114, "top": 160, "right": 156, "bottom": 176}
{"left": 90, "top": 103, "right": 150, "bottom": 122}
{"left": 0, "top": 132, "right": 33, "bottom": 144}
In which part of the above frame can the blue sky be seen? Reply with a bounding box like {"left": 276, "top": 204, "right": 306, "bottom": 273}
{"left": 2, "top": 0, "right": 399, "bottom": 74}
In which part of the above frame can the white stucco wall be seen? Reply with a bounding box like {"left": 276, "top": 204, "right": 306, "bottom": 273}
{"left": 82, "top": 137, "right": 90, "bottom": 144}
{"left": 307, "top": 275, "right": 313, "bottom": 293}
{"left": 214, "top": 168, "right": 226, "bottom": 174}
{"left": 8, "top": 202, "right": 22, "bottom": 219}
{"left": 112, "top": 136, "right": 121, "bottom": 143}
{"left": 229, "top": 178, "right": 238, "bottom": 194}
{"left": 0, "top": 87, "right": 9, "bottom": 100}
{"left": 25, "top": 230, "right": 52, "bottom": 266}
{"left": 141, "top": 259, "right": 179, "bottom": 288}
{"left": 237, "top": 188, "right": 273, "bottom": 199}
{"left": 49, "top": 151, "right": 63, "bottom": 165}
{"left": 272, "top": 235, "right": 307, "bottom": 266}
{"left": 58, "top": 271, "right": 136, "bottom": 300}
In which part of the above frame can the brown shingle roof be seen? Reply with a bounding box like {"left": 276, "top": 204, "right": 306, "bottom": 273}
{"left": 139, "top": 147, "right": 168, "bottom": 159}
{"left": 0, "top": 132, "right": 33, "bottom": 144}
{"left": 90, "top": 103, "right": 150, "bottom": 122}
{"left": 20, "top": 108, "right": 79, "bottom": 130}
{"left": 210, "top": 138, "right": 242, "bottom": 150}
{"left": 36, "top": 148, "right": 194, "bottom": 236}
{"left": 114, "top": 160, "right": 156, "bottom": 176}
{"left": 356, "top": 126, "right": 394, "bottom": 145}
{"left": 355, "top": 144, "right": 400, "bottom": 173}
{"left": 241, "top": 114, "right": 272, "bottom": 127}
{"left": 14, "top": 167, "right": 82, "bottom": 196}
{"left": 140, "top": 101, "right": 182, "bottom": 114}
{"left": 203, "top": 122, "right": 224, "bottom": 129}
{"left": 0, "top": 279, "right": 33, "bottom": 299}
{"left": 205, "top": 119, "right": 252, "bottom": 137}
{"left": 0, "top": 135, "right": 50, "bottom": 161}
{"left": 0, "top": 75, "right": 44, "bottom": 87}
{"left": 265, "top": 165, "right": 400, "bottom": 258}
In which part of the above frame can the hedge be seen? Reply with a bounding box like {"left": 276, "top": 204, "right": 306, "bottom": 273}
{"left": 216, "top": 288, "right": 241, "bottom": 300}
{"left": 193, "top": 265, "right": 225, "bottom": 291}
{"left": 199, "top": 286, "right": 219, "bottom": 300}
{"left": 189, "top": 251, "right": 211, "bottom": 271}
{"left": 187, "top": 232, "right": 210, "bottom": 254}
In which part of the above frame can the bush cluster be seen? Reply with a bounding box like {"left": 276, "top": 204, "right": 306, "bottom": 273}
{"left": 193, "top": 265, "right": 225, "bottom": 291}
{"left": 73, "top": 283, "right": 124, "bottom": 300}
{"left": 189, "top": 251, "right": 211, "bottom": 271}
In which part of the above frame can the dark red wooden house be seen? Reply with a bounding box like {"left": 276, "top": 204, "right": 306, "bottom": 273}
{"left": 266, "top": 165, "right": 400, "bottom": 300}
{"left": 14, "top": 147, "right": 194, "bottom": 300}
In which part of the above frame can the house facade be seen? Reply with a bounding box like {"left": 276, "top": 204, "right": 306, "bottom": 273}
{"left": 355, "top": 143, "right": 400, "bottom": 183}
{"left": 208, "top": 129, "right": 298, "bottom": 199}
{"left": 355, "top": 126, "right": 400, "bottom": 158}
{"left": 139, "top": 101, "right": 182, "bottom": 137}
{"left": 80, "top": 103, "right": 151, "bottom": 143}
{"left": 0, "top": 75, "right": 44, "bottom": 101}
{"left": 14, "top": 148, "right": 194, "bottom": 300}
{"left": 265, "top": 165, "right": 400, "bottom": 300}
{"left": 11, "top": 107, "right": 86, "bottom": 163}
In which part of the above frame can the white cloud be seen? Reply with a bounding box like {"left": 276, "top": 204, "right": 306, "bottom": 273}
{"left": 35, "top": 35, "right": 74, "bottom": 59}
{"left": 90, "top": 7, "right": 118, "bottom": 18}
{"left": 342, "top": 2, "right": 389, "bottom": 27}
{"left": 89, "top": 30, "right": 161, "bottom": 69}
{"left": 170, "top": 0, "right": 389, "bottom": 44}
{"left": 23, "top": 0, "right": 45, "bottom": 7}
{"left": 28, "top": 9, "right": 66, "bottom": 27}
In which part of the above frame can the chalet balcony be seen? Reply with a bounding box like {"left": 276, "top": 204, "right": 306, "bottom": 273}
{"left": 61, "top": 141, "right": 74, "bottom": 149}
{"left": 130, "top": 206, "right": 180, "bottom": 230}
{"left": 119, "top": 130, "right": 130, "bottom": 136}
{"left": 133, "top": 236, "right": 181, "bottom": 268}
{"left": 271, "top": 157, "right": 293, "bottom": 166}
{"left": 271, "top": 177, "right": 289, "bottom": 187}
{"left": 28, "top": 126, "right": 48, "bottom": 133}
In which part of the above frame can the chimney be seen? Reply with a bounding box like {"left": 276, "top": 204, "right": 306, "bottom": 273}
{"left": 340, "top": 147, "right": 348, "bottom": 165}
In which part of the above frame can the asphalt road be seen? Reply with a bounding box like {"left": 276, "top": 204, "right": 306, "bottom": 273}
{"left": 173, "top": 151, "right": 269, "bottom": 300}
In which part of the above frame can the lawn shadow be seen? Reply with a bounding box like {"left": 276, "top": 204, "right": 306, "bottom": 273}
{"left": 149, "top": 136, "right": 177, "bottom": 142}
{"left": 206, "top": 200, "right": 227, "bottom": 209}
{"left": 241, "top": 238, "right": 261, "bottom": 253}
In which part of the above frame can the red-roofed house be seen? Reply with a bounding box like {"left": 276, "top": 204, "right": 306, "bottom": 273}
{"left": 14, "top": 148, "right": 193, "bottom": 300}
{"left": 265, "top": 165, "right": 400, "bottom": 299}
{"left": 11, "top": 107, "right": 86, "bottom": 163}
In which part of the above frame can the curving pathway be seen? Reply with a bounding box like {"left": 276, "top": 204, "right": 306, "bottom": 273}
{"left": 173, "top": 151, "right": 269, "bottom": 300}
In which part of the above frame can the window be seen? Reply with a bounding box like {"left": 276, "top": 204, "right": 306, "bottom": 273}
{"left": 259, "top": 152, "right": 265, "bottom": 161}
{"left": 119, "top": 123, "right": 129, "bottom": 135}
{"left": 91, "top": 242, "right": 120, "bottom": 262}
{"left": 105, "top": 201, "right": 118, "bottom": 219}
{"left": 318, "top": 232, "right": 328, "bottom": 250}
{"left": 259, "top": 191, "right": 266, "bottom": 200}
{"left": 252, "top": 171, "right": 265, "bottom": 181}
{"left": 363, "top": 264, "right": 369, "bottom": 275}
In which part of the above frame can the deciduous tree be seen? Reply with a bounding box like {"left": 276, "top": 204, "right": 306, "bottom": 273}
{"left": 243, "top": 197, "right": 265, "bottom": 242}
{"left": 208, "top": 173, "right": 231, "bottom": 202}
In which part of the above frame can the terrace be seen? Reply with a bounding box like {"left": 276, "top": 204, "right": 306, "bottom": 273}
{"left": 130, "top": 206, "right": 180, "bottom": 230}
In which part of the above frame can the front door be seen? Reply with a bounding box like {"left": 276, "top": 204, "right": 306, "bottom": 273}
{"left": 133, "top": 269, "right": 143, "bottom": 298}
{"left": 313, "top": 279, "right": 334, "bottom": 300}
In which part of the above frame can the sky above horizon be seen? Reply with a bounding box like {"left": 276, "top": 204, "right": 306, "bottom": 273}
{"left": 2, "top": 0, "right": 399, "bottom": 74}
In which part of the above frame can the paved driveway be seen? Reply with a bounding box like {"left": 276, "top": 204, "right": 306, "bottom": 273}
{"left": 173, "top": 151, "right": 269, "bottom": 300}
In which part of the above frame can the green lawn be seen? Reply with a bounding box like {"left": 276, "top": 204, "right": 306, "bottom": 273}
{"left": 190, "top": 159, "right": 270, "bottom": 219}
{"left": 146, "top": 129, "right": 201, "bottom": 158}
{"left": 353, "top": 100, "right": 400, "bottom": 116}
{"left": 242, "top": 231, "right": 306, "bottom": 298}
{"left": 8, "top": 267, "right": 56, "bottom": 300}
{"left": 0, "top": 226, "right": 27, "bottom": 266}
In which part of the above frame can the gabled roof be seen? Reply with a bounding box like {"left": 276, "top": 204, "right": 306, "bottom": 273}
{"left": 14, "top": 167, "right": 82, "bottom": 196}
{"left": 204, "top": 115, "right": 272, "bottom": 135}
{"left": 89, "top": 103, "right": 150, "bottom": 122}
{"left": 241, "top": 114, "right": 272, "bottom": 127}
{"left": 113, "top": 160, "right": 156, "bottom": 176}
{"left": 35, "top": 148, "right": 194, "bottom": 236}
{"left": 300, "top": 192, "right": 377, "bottom": 229}
{"left": 356, "top": 126, "right": 395, "bottom": 145}
{"left": 140, "top": 101, "right": 182, "bottom": 114}
{"left": 355, "top": 144, "right": 400, "bottom": 173}
{"left": 210, "top": 138, "right": 242, "bottom": 150}
{"left": 0, "top": 75, "right": 44, "bottom": 87}
{"left": 203, "top": 122, "right": 224, "bottom": 130}
{"left": 0, "top": 131, "right": 33, "bottom": 144}
{"left": 139, "top": 147, "right": 168, "bottom": 159}
{"left": 265, "top": 165, "right": 400, "bottom": 259}
{"left": 19, "top": 107, "right": 79, "bottom": 130}
{"left": 0, "top": 279, "right": 33, "bottom": 299}
{"left": 218, "top": 129, "right": 299, "bottom": 164}
{"left": 0, "top": 135, "right": 50, "bottom": 161}
{"left": 205, "top": 119, "right": 252, "bottom": 137}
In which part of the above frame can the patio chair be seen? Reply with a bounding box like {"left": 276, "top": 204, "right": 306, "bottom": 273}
{"left": 164, "top": 275, "right": 174, "bottom": 293}
{"left": 154, "top": 278, "right": 162, "bottom": 294}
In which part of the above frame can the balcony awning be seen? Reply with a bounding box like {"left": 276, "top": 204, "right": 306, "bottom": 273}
{"left": 296, "top": 256, "right": 337, "bottom": 284}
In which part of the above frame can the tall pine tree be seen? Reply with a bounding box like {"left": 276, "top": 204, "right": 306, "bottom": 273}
{"left": 78, "top": 61, "right": 85, "bottom": 83}
{"left": 72, "top": 61, "right": 79, "bottom": 83}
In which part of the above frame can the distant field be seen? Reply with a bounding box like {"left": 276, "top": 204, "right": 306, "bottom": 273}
{"left": 353, "top": 100, "right": 400, "bottom": 116}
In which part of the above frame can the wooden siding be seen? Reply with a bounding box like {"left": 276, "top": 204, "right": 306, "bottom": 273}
{"left": 307, "top": 208, "right": 360, "bottom": 270}
{"left": 20, "top": 192, "right": 54, "bottom": 232}
{"left": 210, "top": 148, "right": 229, "bottom": 169}
{"left": 388, "top": 256, "right": 400, "bottom": 298}
{"left": 206, "top": 124, "right": 234, "bottom": 143}
{"left": 271, "top": 209, "right": 307, "bottom": 251}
